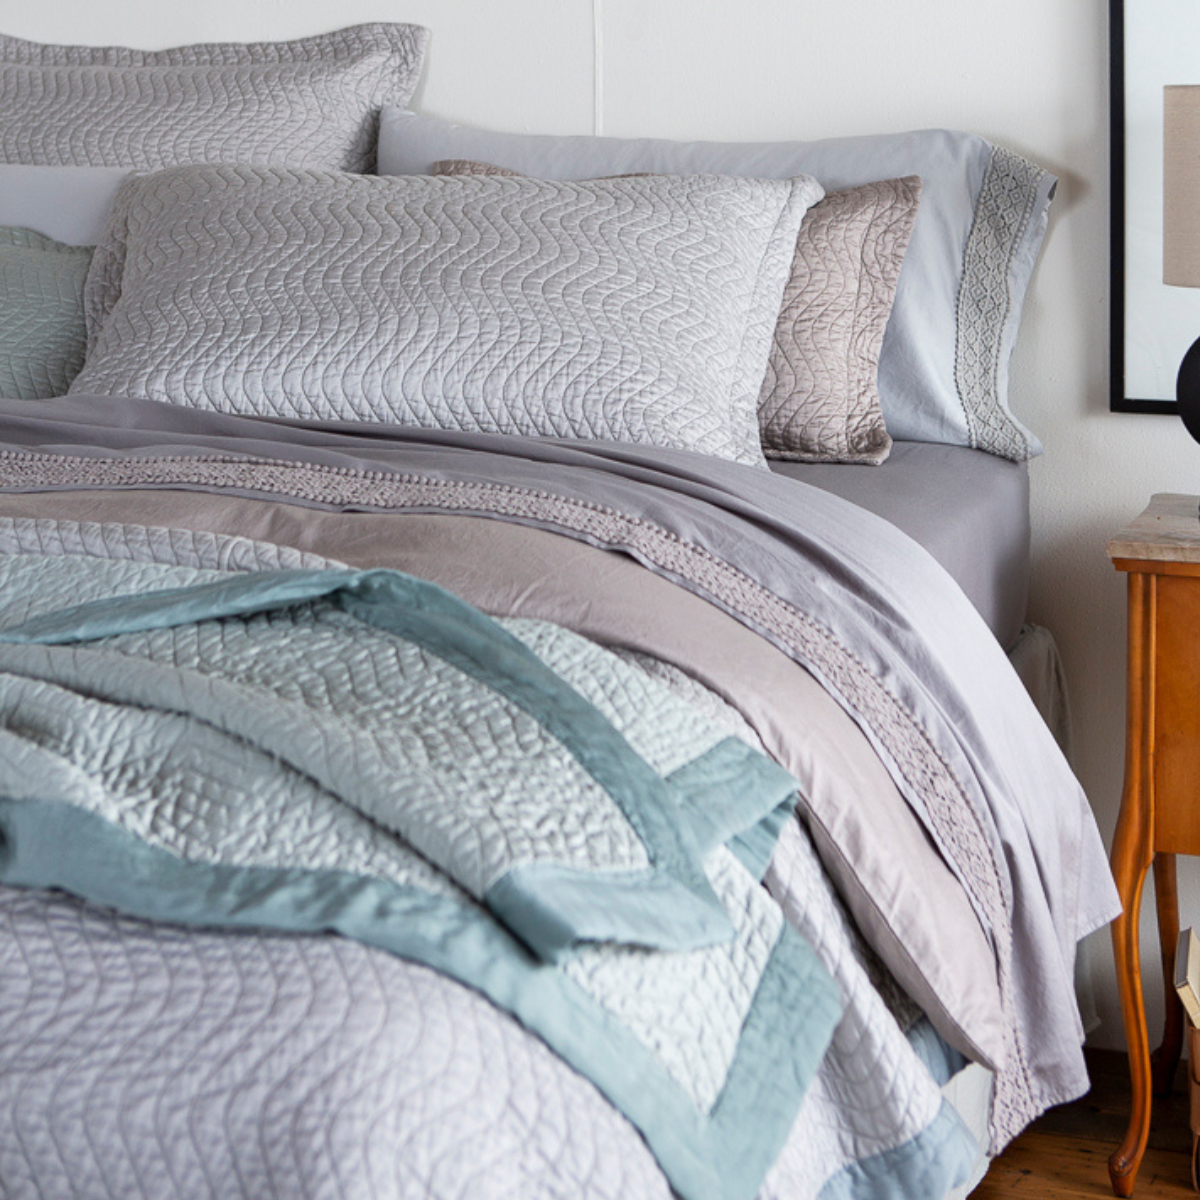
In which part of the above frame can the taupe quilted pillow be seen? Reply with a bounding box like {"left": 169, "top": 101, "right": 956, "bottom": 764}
{"left": 0, "top": 24, "right": 428, "bottom": 172}
{"left": 759, "top": 177, "right": 921, "bottom": 465}
{"left": 433, "top": 162, "right": 921, "bottom": 465}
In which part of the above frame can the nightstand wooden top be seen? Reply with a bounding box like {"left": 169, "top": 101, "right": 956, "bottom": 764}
{"left": 1108, "top": 493, "right": 1200, "bottom": 564}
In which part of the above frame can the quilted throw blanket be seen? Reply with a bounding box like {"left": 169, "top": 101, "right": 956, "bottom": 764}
{"left": 0, "top": 553, "right": 835, "bottom": 1200}
{"left": 0, "top": 393, "right": 1119, "bottom": 1200}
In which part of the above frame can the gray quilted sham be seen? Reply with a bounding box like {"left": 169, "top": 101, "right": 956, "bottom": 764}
{"left": 0, "top": 24, "right": 428, "bottom": 172}
{"left": 72, "top": 164, "right": 823, "bottom": 466}
{"left": 0, "top": 226, "right": 92, "bottom": 400}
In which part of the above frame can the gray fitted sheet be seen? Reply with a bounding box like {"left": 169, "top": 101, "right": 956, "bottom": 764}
{"left": 771, "top": 442, "right": 1029, "bottom": 648}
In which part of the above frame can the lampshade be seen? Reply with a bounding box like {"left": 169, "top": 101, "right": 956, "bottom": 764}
{"left": 1163, "top": 86, "right": 1200, "bottom": 452}
{"left": 1164, "top": 85, "right": 1200, "bottom": 286}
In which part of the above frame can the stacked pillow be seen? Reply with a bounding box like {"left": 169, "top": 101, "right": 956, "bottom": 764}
{"left": 383, "top": 111, "right": 1057, "bottom": 462}
{"left": 0, "top": 227, "right": 92, "bottom": 401}
{"left": 432, "top": 158, "right": 922, "bottom": 465}
{"left": 0, "top": 25, "right": 428, "bottom": 172}
{"left": 1, "top": 26, "right": 1055, "bottom": 468}
{"left": 70, "top": 164, "right": 823, "bottom": 468}
{"left": 28, "top": 157, "right": 914, "bottom": 466}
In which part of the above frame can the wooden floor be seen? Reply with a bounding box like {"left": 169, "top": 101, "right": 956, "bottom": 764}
{"left": 974, "top": 1051, "right": 1196, "bottom": 1198}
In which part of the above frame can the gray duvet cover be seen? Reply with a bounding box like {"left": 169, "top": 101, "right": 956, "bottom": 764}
{"left": 0, "top": 395, "right": 1117, "bottom": 1199}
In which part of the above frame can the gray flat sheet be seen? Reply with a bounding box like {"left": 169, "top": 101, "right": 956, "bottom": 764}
{"left": 771, "top": 442, "right": 1029, "bottom": 649}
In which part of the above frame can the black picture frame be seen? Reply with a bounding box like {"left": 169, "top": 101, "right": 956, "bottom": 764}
{"left": 1111, "top": 0, "right": 1182, "bottom": 413}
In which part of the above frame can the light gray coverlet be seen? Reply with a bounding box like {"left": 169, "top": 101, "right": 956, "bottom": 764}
{"left": 0, "top": 550, "right": 840, "bottom": 1200}
{"left": 71, "top": 165, "right": 821, "bottom": 467}
{"left": 0, "top": 24, "right": 428, "bottom": 173}
{"left": 0, "top": 394, "right": 1119, "bottom": 1154}
{"left": 0, "top": 834, "right": 972, "bottom": 1200}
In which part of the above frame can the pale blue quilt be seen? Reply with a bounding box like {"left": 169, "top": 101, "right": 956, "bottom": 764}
{"left": 0, "top": 552, "right": 839, "bottom": 1200}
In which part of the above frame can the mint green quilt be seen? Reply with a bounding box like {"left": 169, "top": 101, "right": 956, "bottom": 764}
{"left": 0, "top": 552, "right": 842, "bottom": 1200}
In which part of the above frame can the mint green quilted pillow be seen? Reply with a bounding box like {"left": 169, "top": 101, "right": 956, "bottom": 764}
{"left": 0, "top": 226, "right": 92, "bottom": 400}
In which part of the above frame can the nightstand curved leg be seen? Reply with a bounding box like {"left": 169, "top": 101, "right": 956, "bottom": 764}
{"left": 1109, "top": 844, "right": 1153, "bottom": 1197}
{"left": 1110, "top": 569, "right": 1155, "bottom": 1198}
{"left": 1152, "top": 853, "right": 1184, "bottom": 1097}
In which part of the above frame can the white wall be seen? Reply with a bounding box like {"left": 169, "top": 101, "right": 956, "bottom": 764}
{"left": 2, "top": 0, "right": 1187, "bottom": 1051}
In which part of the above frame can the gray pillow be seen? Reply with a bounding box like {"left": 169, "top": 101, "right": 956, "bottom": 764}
{"left": 72, "top": 165, "right": 822, "bottom": 466}
{"left": 0, "top": 165, "right": 131, "bottom": 246}
{"left": 0, "top": 227, "right": 92, "bottom": 400}
{"left": 1, "top": 25, "right": 428, "bottom": 173}
{"left": 382, "top": 111, "right": 1056, "bottom": 462}
{"left": 434, "top": 160, "right": 921, "bottom": 466}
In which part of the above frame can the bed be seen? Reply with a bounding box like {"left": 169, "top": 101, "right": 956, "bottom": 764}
{"left": 0, "top": 23, "right": 1117, "bottom": 1200}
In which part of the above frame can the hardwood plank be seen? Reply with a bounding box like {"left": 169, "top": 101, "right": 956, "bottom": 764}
{"left": 1039, "top": 1052, "right": 1192, "bottom": 1155}
{"left": 974, "top": 1132, "right": 1193, "bottom": 1198}
{"left": 971, "top": 1050, "right": 1197, "bottom": 1199}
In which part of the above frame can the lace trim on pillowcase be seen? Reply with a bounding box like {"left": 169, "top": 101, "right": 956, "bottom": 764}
{"left": 955, "top": 145, "right": 1048, "bottom": 462}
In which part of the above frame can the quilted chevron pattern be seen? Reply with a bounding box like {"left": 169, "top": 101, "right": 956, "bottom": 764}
{"left": 0, "top": 753, "right": 970, "bottom": 1200}
{"left": 0, "top": 653, "right": 789, "bottom": 1128}
{"left": 0, "top": 885, "right": 674, "bottom": 1200}
{"left": 0, "top": 852, "right": 965, "bottom": 1200}
{"left": 0, "top": 555, "right": 658, "bottom": 899}
{"left": 0, "top": 517, "right": 978, "bottom": 1200}
{"left": 0, "top": 226, "right": 91, "bottom": 399}
{"left": 758, "top": 178, "right": 921, "bottom": 464}
{"left": 763, "top": 821, "right": 956, "bottom": 1195}
{"left": 0, "top": 24, "right": 428, "bottom": 172}
{"left": 71, "top": 165, "right": 822, "bottom": 466}
{"left": 502, "top": 618, "right": 729, "bottom": 775}
{"left": 564, "top": 848, "right": 782, "bottom": 1113}
{"left": 108, "top": 615, "right": 653, "bottom": 889}
{"left": 0, "top": 550, "right": 847, "bottom": 1200}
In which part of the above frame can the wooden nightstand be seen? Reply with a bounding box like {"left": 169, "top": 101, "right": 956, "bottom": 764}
{"left": 1107, "top": 494, "right": 1200, "bottom": 1196}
